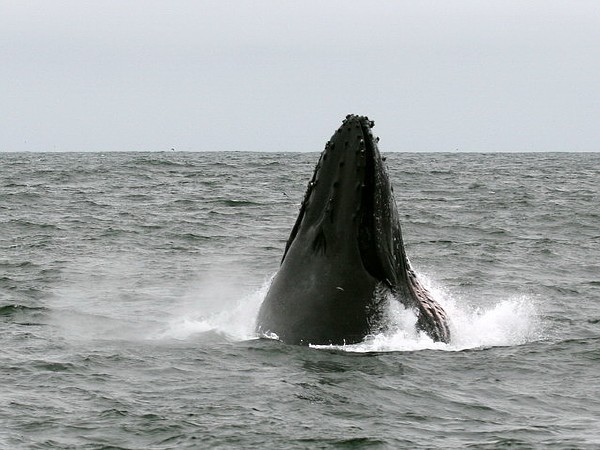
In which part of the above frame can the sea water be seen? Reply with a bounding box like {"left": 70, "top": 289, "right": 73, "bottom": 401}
{"left": 1, "top": 152, "right": 599, "bottom": 448}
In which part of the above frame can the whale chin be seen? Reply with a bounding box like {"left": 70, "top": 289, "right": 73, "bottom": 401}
{"left": 256, "top": 114, "right": 450, "bottom": 346}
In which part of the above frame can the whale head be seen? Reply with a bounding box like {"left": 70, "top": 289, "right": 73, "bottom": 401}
{"left": 282, "top": 114, "right": 408, "bottom": 288}
{"left": 257, "top": 114, "right": 450, "bottom": 345}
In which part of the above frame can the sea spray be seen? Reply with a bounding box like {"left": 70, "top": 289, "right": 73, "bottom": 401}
{"left": 156, "top": 277, "right": 271, "bottom": 341}
{"left": 313, "top": 273, "right": 543, "bottom": 352}
{"left": 158, "top": 269, "right": 543, "bottom": 352}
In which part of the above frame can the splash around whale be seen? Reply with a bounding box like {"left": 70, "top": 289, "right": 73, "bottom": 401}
{"left": 256, "top": 114, "right": 450, "bottom": 346}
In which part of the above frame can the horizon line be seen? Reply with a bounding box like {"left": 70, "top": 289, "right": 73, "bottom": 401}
{"left": 2, "top": 149, "right": 599, "bottom": 154}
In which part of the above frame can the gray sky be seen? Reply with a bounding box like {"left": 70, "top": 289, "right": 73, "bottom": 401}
{"left": 2, "top": 0, "right": 599, "bottom": 152}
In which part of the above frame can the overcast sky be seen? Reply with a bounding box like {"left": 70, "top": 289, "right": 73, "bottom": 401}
{"left": 2, "top": 1, "right": 599, "bottom": 152}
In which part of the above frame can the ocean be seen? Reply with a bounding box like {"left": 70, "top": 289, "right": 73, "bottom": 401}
{"left": 1, "top": 151, "right": 599, "bottom": 449}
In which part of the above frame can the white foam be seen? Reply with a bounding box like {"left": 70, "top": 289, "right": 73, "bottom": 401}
{"left": 313, "top": 274, "right": 543, "bottom": 353}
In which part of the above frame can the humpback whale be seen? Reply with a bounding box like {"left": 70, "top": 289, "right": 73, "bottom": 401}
{"left": 256, "top": 114, "right": 450, "bottom": 345}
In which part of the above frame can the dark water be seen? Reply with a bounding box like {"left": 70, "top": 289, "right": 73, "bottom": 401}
{"left": 1, "top": 151, "right": 599, "bottom": 449}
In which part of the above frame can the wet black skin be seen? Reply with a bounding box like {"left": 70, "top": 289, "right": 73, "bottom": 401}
{"left": 256, "top": 115, "right": 450, "bottom": 345}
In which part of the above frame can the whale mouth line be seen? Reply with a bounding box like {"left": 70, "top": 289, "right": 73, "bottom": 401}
{"left": 357, "top": 120, "right": 389, "bottom": 286}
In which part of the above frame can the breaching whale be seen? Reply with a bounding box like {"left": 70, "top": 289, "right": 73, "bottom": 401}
{"left": 256, "top": 114, "right": 450, "bottom": 345}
